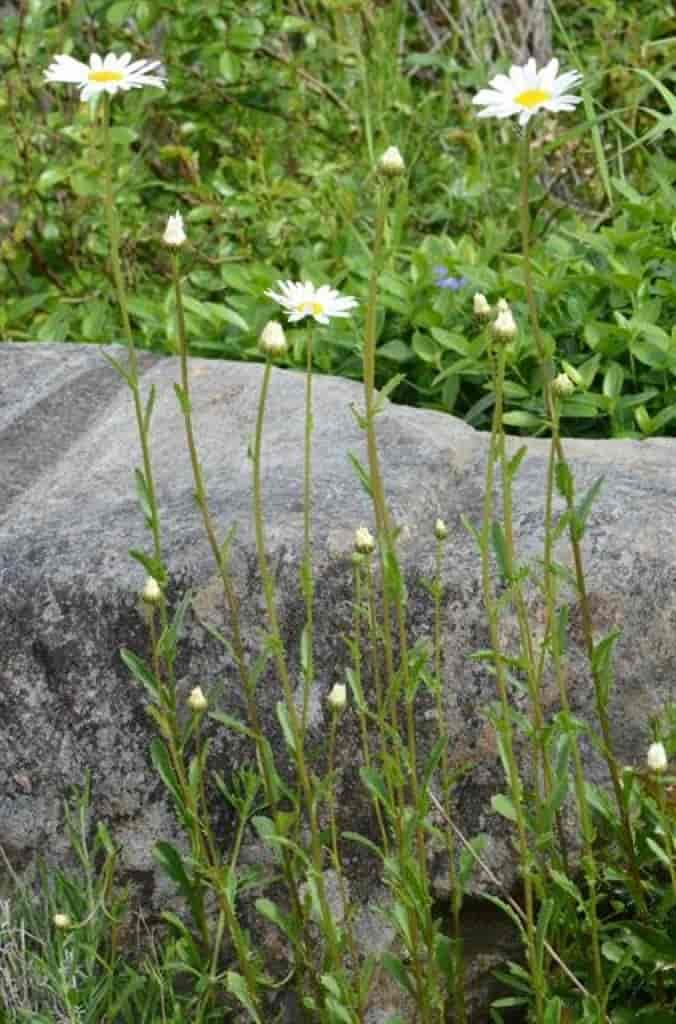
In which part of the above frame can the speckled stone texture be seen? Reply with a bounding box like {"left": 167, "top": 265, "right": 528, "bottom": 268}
{"left": 1, "top": 341, "right": 674, "bottom": 1011}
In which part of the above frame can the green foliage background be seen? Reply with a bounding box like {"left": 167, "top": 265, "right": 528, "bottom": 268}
{"left": 2, "top": 0, "right": 676, "bottom": 436}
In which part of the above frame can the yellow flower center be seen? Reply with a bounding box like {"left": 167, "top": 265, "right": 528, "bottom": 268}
{"left": 298, "top": 300, "right": 325, "bottom": 317}
{"left": 88, "top": 70, "right": 125, "bottom": 83}
{"left": 514, "top": 88, "right": 552, "bottom": 110}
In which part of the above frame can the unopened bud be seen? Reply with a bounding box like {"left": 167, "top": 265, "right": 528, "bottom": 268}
{"left": 552, "top": 372, "right": 575, "bottom": 399}
{"left": 53, "top": 913, "right": 71, "bottom": 930}
{"left": 434, "top": 518, "right": 448, "bottom": 540}
{"left": 327, "top": 683, "right": 347, "bottom": 711}
{"left": 259, "top": 320, "right": 288, "bottom": 358}
{"left": 496, "top": 298, "right": 511, "bottom": 314}
{"left": 647, "top": 741, "right": 668, "bottom": 774}
{"left": 354, "top": 526, "right": 375, "bottom": 554}
{"left": 142, "top": 577, "right": 162, "bottom": 605}
{"left": 473, "top": 293, "right": 492, "bottom": 318}
{"left": 492, "top": 308, "right": 517, "bottom": 341}
{"left": 163, "top": 211, "right": 186, "bottom": 248}
{"left": 188, "top": 686, "right": 208, "bottom": 712}
{"left": 379, "top": 145, "right": 405, "bottom": 177}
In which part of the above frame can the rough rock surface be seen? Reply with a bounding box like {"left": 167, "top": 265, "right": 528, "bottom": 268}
{"left": 1, "top": 342, "right": 675, "bottom": 1013}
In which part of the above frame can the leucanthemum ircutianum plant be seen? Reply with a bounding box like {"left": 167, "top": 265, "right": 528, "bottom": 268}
{"left": 474, "top": 54, "right": 644, "bottom": 1021}
{"left": 44, "top": 49, "right": 166, "bottom": 585}
{"left": 265, "top": 279, "right": 357, "bottom": 737}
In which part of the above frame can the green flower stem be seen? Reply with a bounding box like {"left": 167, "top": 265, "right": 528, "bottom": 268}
{"left": 364, "top": 180, "right": 432, "bottom": 1013}
{"left": 655, "top": 776, "right": 676, "bottom": 898}
{"left": 327, "top": 708, "right": 362, "bottom": 1015}
{"left": 101, "top": 96, "right": 163, "bottom": 579}
{"left": 481, "top": 341, "right": 545, "bottom": 1024}
{"left": 543, "top": 410, "right": 605, "bottom": 1004}
{"left": 433, "top": 536, "right": 466, "bottom": 1024}
{"left": 301, "top": 327, "right": 315, "bottom": 739}
{"left": 170, "top": 253, "right": 313, "bottom": 991}
{"left": 496, "top": 428, "right": 548, "bottom": 853}
{"left": 363, "top": 182, "right": 399, "bottom": 735}
{"left": 353, "top": 556, "right": 390, "bottom": 852}
{"left": 252, "top": 358, "right": 342, "bottom": 976}
{"left": 519, "top": 128, "right": 645, "bottom": 915}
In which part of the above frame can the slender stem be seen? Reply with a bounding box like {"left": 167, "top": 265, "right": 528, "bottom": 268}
{"left": 363, "top": 181, "right": 432, "bottom": 1016}
{"left": 301, "top": 328, "right": 315, "bottom": 738}
{"left": 428, "top": 789, "right": 598, "bottom": 1009}
{"left": 433, "top": 536, "right": 466, "bottom": 1024}
{"left": 655, "top": 774, "right": 676, "bottom": 898}
{"left": 327, "top": 709, "right": 362, "bottom": 1016}
{"left": 171, "top": 253, "right": 314, "bottom": 992}
{"left": 519, "top": 129, "right": 645, "bottom": 914}
{"left": 252, "top": 359, "right": 342, "bottom": 976}
{"left": 101, "top": 95, "right": 163, "bottom": 574}
{"left": 481, "top": 341, "right": 545, "bottom": 1023}
{"left": 353, "top": 557, "right": 390, "bottom": 851}
{"left": 543, "top": 416, "right": 604, "bottom": 1003}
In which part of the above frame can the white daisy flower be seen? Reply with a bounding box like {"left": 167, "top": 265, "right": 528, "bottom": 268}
{"left": 472, "top": 57, "right": 582, "bottom": 126}
{"left": 265, "top": 280, "right": 358, "bottom": 326}
{"left": 44, "top": 52, "right": 165, "bottom": 102}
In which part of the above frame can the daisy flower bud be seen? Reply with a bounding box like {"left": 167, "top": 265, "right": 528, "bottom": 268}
{"left": 258, "top": 320, "right": 288, "bottom": 358}
{"left": 379, "top": 145, "right": 405, "bottom": 176}
{"left": 53, "top": 913, "right": 71, "bottom": 929}
{"left": 163, "top": 211, "right": 186, "bottom": 248}
{"left": 354, "top": 526, "right": 375, "bottom": 555}
{"left": 435, "top": 518, "right": 448, "bottom": 541}
{"left": 327, "top": 683, "right": 347, "bottom": 712}
{"left": 188, "top": 686, "right": 208, "bottom": 712}
{"left": 473, "top": 292, "right": 492, "bottom": 318}
{"left": 492, "top": 308, "right": 517, "bottom": 342}
{"left": 142, "top": 577, "right": 162, "bottom": 605}
{"left": 552, "top": 372, "right": 575, "bottom": 399}
{"left": 496, "top": 298, "right": 511, "bottom": 314}
{"left": 647, "top": 741, "right": 668, "bottom": 774}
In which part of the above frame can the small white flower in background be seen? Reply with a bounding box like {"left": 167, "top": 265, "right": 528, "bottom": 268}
{"left": 552, "top": 372, "right": 575, "bottom": 399}
{"left": 188, "top": 686, "right": 208, "bottom": 712}
{"left": 434, "top": 518, "right": 448, "bottom": 541}
{"left": 265, "top": 280, "right": 358, "bottom": 326}
{"left": 44, "top": 52, "right": 165, "bottom": 101}
{"left": 142, "top": 577, "right": 162, "bottom": 605}
{"left": 354, "top": 526, "right": 375, "bottom": 554}
{"left": 163, "top": 211, "right": 186, "bottom": 248}
{"left": 379, "top": 145, "right": 405, "bottom": 176}
{"left": 258, "top": 320, "right": 288, "bottom": 358}
{"left": 472, "top": 57, "right": 582, "bottom": 126}
{"left": 492, "top": 307, "right": 517, "bottom": 341}
{"left": 647, "top": 741, "right": 668, "bottom": 774}
{"left": 496, "top": 298, "right": 511, "bottom": 314}
{"left": 53, "top": 913, "right": 71, "bottom": 929}
{"left": 473, "top": 292, "right": 492, "bottom": 318}
{"left": 327, "top": 683, "right": 347, "bottom": 712}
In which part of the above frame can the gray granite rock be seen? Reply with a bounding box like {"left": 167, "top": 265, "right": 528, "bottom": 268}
{"left": 1, "top": 341, "right": 674, "bottom": 1012}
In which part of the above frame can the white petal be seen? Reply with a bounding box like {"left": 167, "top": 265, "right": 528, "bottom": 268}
{"left": 80, "top": 83, "right": 98, "bottom": 101}
{"left": 44, "top": 55, "right": 90, "bottom": 83}
{"left": 103, "top": 52, "right": 119, "bottom": 69}
{"left": 118, "top": 52, "right": 132, "bottom": 68}
{"left": 552, "top": 71, "right": 582, "bottom": 93}
{"left": 539, "top": 58, "right": 559, "bottom": 89}
{"left": 487, "top": 73, "right": 513, "bottom": 93}
{"left": 473, "top": 88, "right": 508, "bottom": 106}
{"left": 90, "top": 53, "right": 103, "bottom": 70}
